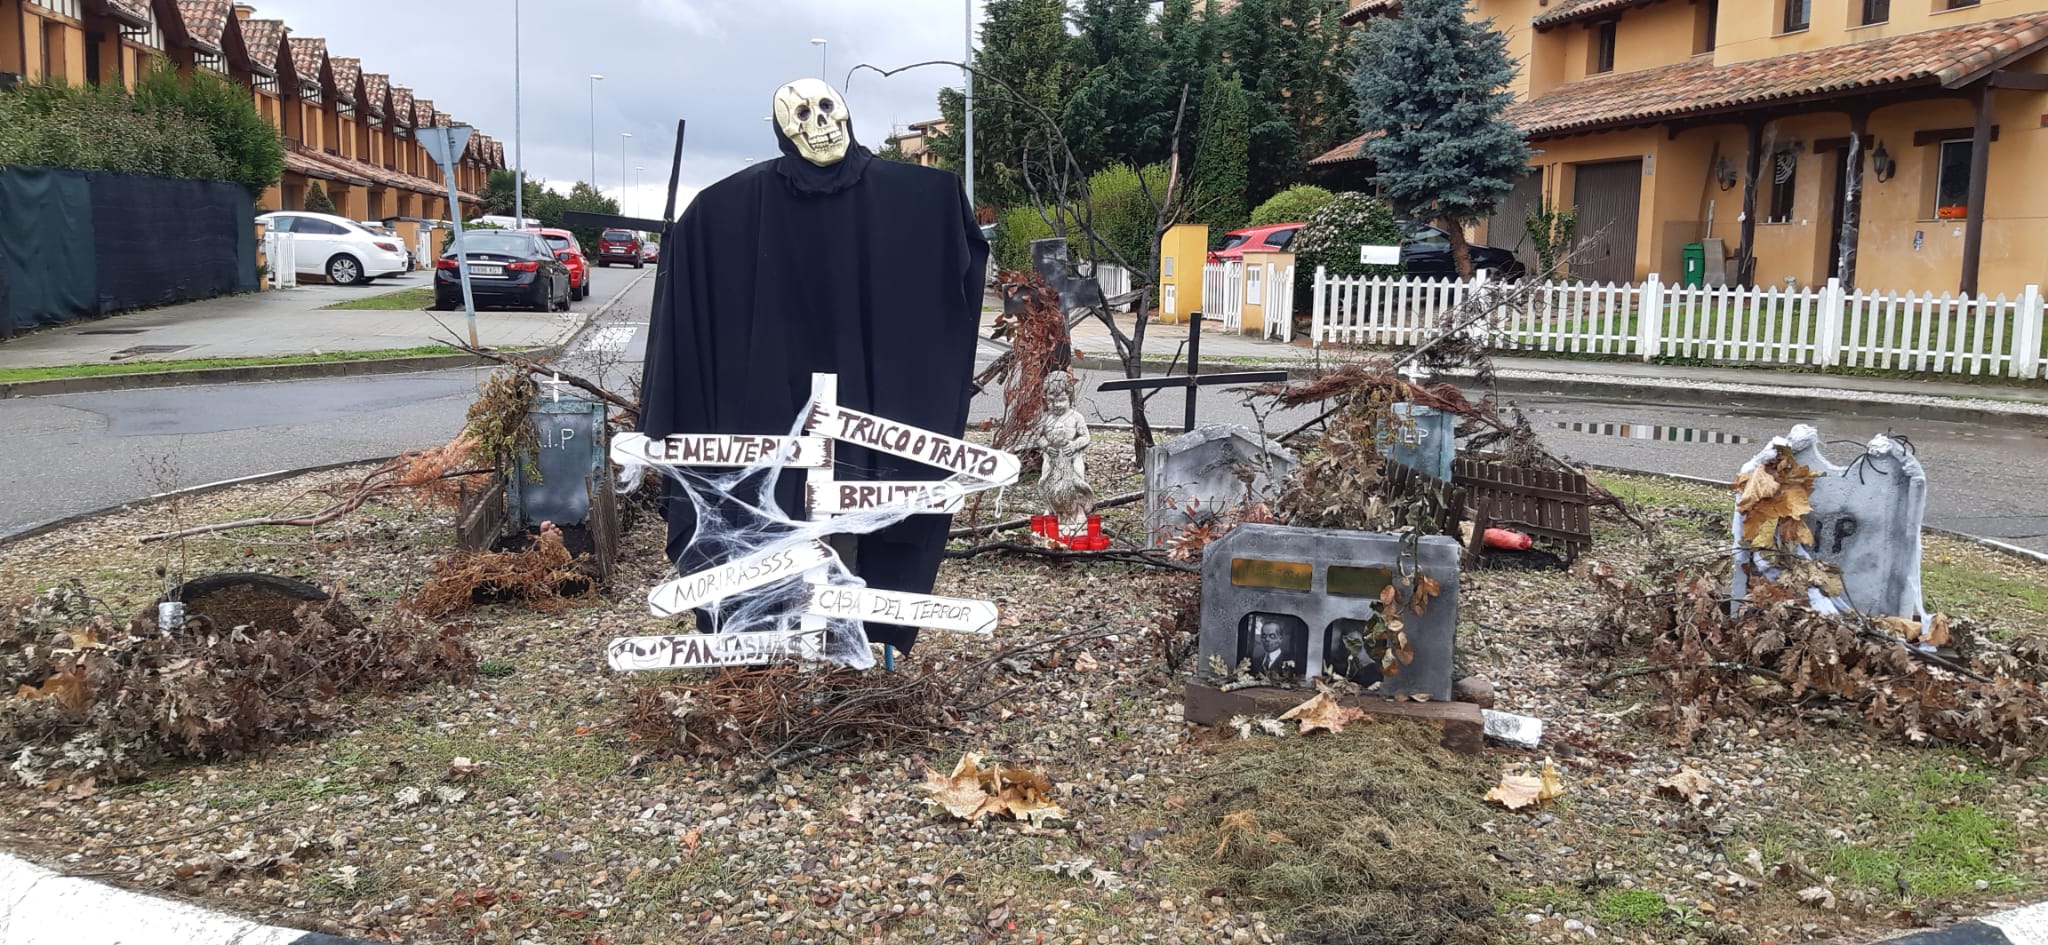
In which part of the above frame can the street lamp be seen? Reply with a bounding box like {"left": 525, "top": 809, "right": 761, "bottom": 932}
{"left": 964, "top": 0, "right": 974, "bottom": 208}
{"left": 587, "top": 73, "right": 604, "bottom": 186}
{"left": 619, "top": 131, "right": 633, "bottom": 210}
{"left": 634, "top": 164, "right": 644, "bottom": 218}
{"left": 810, "top": 37, "right": 827, "bottom": 78}
{"left": 513, "top": 0, "right": 524, "bottom": 229}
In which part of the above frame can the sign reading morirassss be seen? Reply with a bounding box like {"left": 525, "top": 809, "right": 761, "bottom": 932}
{"left": 609, "top": 373, "right": 1023, "bottom": 673}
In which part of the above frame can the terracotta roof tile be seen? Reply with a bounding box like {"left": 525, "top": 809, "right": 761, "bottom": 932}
{"left": 1512, "top": 13, "right": 2048, "bottom": 136}
{"left": 414, "top": 100, "right": 436, "bottom": 125}
{"left": 1532, "top": 0, "right": 1670, "bottom": 30}
{"left": 103, "top": 0, "right": 152, "bottom": 26}
{"left": 391, "top": 87, "right": 416, "bottom": 126}
{"left": 1308, "top": 129, "right": 1384, "bottom": 166}
{"left": 1340, "top": 0, "right": 1397, "bottom": 23}
{"left": 174, "top": 0, "right": 233, "bottom": 47}
{"left": 328, "top": 56, "right": 361, "bottom": 101}
{"left": 362, "top": 72, "right": 389, "bottom": 113}
{"left": 286, "top": 36, "right": 327, "bottom": 77}
{"left": 239, "top": 19, "right": 285, "bottom": 68}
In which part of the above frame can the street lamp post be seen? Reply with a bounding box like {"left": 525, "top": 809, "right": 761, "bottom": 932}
{"left": 513, "top": 0, "right": 523, "bottom": 229}
{"left": 810, "top": 37, "right": 827, "bottom": 78}
{"left": 587, "top": 73, "right": 604, "bottom": 186}
{"left": 619, "top": 131, "right": 633, "bottom": 213}
{"left": 634, "top": 164, "right": 644, "bottom": 218}
{"left": 964, "top": 0, "right": 975, "bottom": 208}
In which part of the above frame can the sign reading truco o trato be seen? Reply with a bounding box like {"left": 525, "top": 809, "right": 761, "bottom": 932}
{"left": 604, "top": 373, "right": 1020, "bottom": 672}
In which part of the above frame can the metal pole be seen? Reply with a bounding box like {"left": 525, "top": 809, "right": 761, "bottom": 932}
{"left": 619, "top": 132, "right": 631, "bottom": 214}
{"left": 513, "top": 0, "right": 523, "bottom": 229}
{"left": 588, "top": 74, "right": 603, "bottom": 186}
{"left": 438, "top": 127, "right": 479, "bottom": 347}
{"left": 963, "top": 0, "right": 975, "bottom": 207}
{"left": 820, "top": 40, "right": 827, "bottom": 77}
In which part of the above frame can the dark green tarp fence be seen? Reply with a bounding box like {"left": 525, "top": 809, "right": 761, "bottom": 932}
{"left": 0, "top": 166, "right": 256, "bottom": 338}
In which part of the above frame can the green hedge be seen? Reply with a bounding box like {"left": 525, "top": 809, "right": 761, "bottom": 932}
{"left": 1251, "top": 184, "right": 1335, "bottom": 228}
{"left": 990, "top": 162, "right": 1171, "bottom": 274}
{"left": 0, "top": 60, "right": 282, "bottom": 195}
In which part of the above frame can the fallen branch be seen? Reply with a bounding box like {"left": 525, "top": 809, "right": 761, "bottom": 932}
{"left": 948, "top": 491, "right": 1143, "bottom": 539}
{"left": 137, "top": 463, "right": 487, "bottom": 543}
{"left": 943, "top": 540, "right": 1197, "bottom": 572}
{"left": 744, "top": 734, "right": 867, "bottom": 787}
{"left": 445, "top": 339, "right": 640, "bottom": 420}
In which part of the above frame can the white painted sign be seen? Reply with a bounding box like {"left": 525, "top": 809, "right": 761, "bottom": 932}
{"left": 806, "top": 479, "right": 968, "bottom": 516}
{"left": 646, "top": 540, "right": 836, "bottom": 617}
{"left": 1360, "top": 244, "right": 1401, "bottom": 266}
{"left": 612, "top": 432, "right": 832, "bottom": 469}
{"left": 806, "top": 403, "right": 1021, "bottom": 484}
{"left": 606, "top": 627, "right": 827, "bottom": 671}
{"left": 803, "top": 583, "right": 998, "bottom": 635}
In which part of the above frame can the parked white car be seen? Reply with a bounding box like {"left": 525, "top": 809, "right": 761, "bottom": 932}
{"left": 256, "top": 211, "right": 410, "bottom": 286}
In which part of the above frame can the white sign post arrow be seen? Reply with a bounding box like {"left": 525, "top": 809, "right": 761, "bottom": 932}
{"left": 646, "top": 540, "right": 835, "bottom": 617}
{"left": 806, "top": 403, "right": 1021, "bottom": 485}
{"left": 806, "top": 479, "right": 968, "bottom": 516}
{"left": 606, "top": 627, "right": 827, "bottom": 672}
{"left": 802, "top": 583, "right": 999, "bottom": 635}
{"left": 611, "top": 432, "right": 832, "bottom": 469}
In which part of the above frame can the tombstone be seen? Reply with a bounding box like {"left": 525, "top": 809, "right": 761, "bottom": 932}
{"left": 1380, "top": 403, "right": 1457, "bottom": 481}
{"left": 462, "top": 386, "right": 620, "bottom": 580}
{"left": 1029, "top": 237, "right": 1105, "bottom": 315}
{"left": 1144, "top": 424, "right": 1297, "bottom": 548}
{"left": 1731, "top": 424, "right": 1926, "bottom": 619}
{"left": 1196, "top": 523, "right": 1460, "bottom": 702}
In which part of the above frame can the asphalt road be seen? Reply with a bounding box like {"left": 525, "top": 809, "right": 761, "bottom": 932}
{"left": 5, "top": 268, "right": 2047, "bottom": 556}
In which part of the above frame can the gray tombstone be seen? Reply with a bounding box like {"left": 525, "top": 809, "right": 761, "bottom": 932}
{"left": 1380, "top": 403, "right": 1456, "bottom": 481}
{"left": 1144, "top": 424, "right": 1298, "bottom": 549}
{"left": 1197, "top": 524, "right": 1459, "bottom": 701}
{"left": 1029, "top": 237, "right": 1105, "bottom": 314}
{"left": 1730, "top": 424, "right": 1926, "bottom": 619}
{"left": 508, "top": 393, "right": 610, "bottom": 527}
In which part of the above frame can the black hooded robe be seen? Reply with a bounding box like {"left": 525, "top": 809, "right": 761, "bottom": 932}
{"left": 638, "top": 132, "right": 990, "bottom": 654}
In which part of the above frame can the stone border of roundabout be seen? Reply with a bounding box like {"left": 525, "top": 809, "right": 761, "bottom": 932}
{"left": 0, "top": 853, "right": 378, "bottom": 945}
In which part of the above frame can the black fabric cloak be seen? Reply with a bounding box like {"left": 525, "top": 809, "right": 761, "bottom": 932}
{"left": 639, "top": 127, "right": 990, "bottom": 653}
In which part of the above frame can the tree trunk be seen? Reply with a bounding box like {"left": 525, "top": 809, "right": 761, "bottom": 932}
{"left": 1445, "top": 220, "right": 1476, "bottom": 279}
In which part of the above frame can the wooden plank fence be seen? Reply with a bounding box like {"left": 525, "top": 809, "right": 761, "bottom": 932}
{"left": 1451, "top": 457, "right": 1594, "bottom": 560}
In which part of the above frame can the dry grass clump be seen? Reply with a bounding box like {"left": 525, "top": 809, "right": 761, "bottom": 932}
{"left": 1, "top": 581, "right": 476, "bottom": 787}
{"left": 626, "top": 663, "right": 959, "bottom": 762}
{"left": 1179, "top": 721, "right": 1502, "bottom": 945}
{"left": 404, "top": 529, "right": 593, "bottom": 618}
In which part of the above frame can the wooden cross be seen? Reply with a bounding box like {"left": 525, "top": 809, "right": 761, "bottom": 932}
{"left": 1097, "top": 312, "right": 1290, "bottom": 431}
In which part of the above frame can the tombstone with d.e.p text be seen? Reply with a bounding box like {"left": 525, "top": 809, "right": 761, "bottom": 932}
{"left": 1143, "top": 424, "right": 1297, "bottom": 549}
{"left": 1731, "top": 424, "right": 1927, "bottom": 619}
{"left": 1379, "top": 403, "right": 1456, "bottom": 481}
{"left": 457, "top": 380, "right": 620, "bottom": 579}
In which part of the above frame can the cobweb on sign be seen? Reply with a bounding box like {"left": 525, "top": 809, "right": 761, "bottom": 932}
{"left": 616, "top": 389, "right": 1003, "bottom": 670}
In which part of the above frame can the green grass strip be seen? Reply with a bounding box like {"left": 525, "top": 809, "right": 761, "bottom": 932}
{"left": 320, "top": 286, "right": 437, "bottom": 311}
{"left": 0, "top": 345, "right": 464, "bottom": 384}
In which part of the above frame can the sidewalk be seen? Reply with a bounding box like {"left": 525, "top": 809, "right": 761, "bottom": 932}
{"left": 0, "top": 273, "right": 578, "bottom": 371}
{"left": 983, "top": 309, "right": 2048, "bottom": 426}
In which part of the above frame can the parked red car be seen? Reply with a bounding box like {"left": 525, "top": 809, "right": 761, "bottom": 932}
{"left": 523, "top": 228, "right": 591, "bottom": 300}
{"left": 596, "top": 228, "right": 643, "bottom": 269}
{"left": 1210, "top": 222, "right": 1304, "bottom": 263}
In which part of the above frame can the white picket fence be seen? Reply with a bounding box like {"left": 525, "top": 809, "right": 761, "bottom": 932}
{"left": 1193, "top": 259, "right": 1297, "bottom": 341}
{"left": 1309, "top": 267, "right": 2048, "bottom": 379}
{"left": 263, "top": 231, "right": 298, "bottom": 288}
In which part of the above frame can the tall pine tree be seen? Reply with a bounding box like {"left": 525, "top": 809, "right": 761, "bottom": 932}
{"left": 1189, "top": 68, "right": 1249, "bottom": 242}
{"left": 1063, "top": 0, "right": 1162, "bottom": 171}
{"left": 933, "top": 0, "right": 1074, "bottom": 208}
{"left": 1350, "top": 0, "right": 1529, "bottom": 277}
{"left": 1216, "top": 0, "right": 1355, "bottom": 206}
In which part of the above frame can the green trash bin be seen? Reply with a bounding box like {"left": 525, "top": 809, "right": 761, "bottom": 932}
{"left": 1681, "top": 243, "right": 1706, "bottom": 287}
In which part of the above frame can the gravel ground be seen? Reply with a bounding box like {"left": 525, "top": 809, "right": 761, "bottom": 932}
{"left": 2, "top": 441, "right": 2046, "bottom": 945}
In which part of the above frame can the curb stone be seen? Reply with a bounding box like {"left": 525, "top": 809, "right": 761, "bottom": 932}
{"left": 1070, "top": 355, "right": 2048, "bottom": 434}
{"left": 1875, "top": 902, "right": 2048, "bottom": 943}
{"left": 0, "top": 268, "right": 654, "bottom": 400}
{"left": 0, "top": 852, "right": 382, "bottom": 945}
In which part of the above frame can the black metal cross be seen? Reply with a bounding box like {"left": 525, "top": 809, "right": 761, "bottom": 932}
{"left": 1097, "top": 312, "right": 1290, "bottom": 432}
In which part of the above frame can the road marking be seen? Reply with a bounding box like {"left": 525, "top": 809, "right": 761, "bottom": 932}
{"left": 576, "top": 324, "right": 637, "bottom": 356}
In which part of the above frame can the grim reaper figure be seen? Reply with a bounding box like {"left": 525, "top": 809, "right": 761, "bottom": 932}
{"left": 638, "top": 78, "right": 990, "bottom": 655}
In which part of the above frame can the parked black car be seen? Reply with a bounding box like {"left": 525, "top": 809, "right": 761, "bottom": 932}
{"left": 432, "top": 230, "right": 572, "bottom": 312}
{"left": 1400, "top": 223, "right": 1527, "bottom": 281}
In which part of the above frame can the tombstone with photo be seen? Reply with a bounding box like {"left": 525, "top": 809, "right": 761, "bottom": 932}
{"left": 1145, "top": 424, "right": 1298, "bottom": 549}
{"left": 1731, "top": 424, "right": 1928, "bottom": 619}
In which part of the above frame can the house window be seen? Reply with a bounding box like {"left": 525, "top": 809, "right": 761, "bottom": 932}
{"left": 1781, "top": 0, "right": 1810, "bottom": 32}
{"left": 1944, "top": 0, "right": 1979, "bottom": 7}
{"left": 1694, "top": 0, "right": 1719, "bottom": 52}
{"left": 1766, "top": 149, "right": 1797, "bottom": 223}
{"left": 1861, "top": 0, "right": 1889, "bottom": 23}
{"left": 1934, "top": 139, "right": 1972, "bottom": 219}
{"left": 1591, "top": 21, "right": 1617, "bottom": 73}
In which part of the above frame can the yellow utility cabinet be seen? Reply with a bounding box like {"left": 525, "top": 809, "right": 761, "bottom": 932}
{"left": 1238, "top": 250, "right": 1296, "bottom": 338}
{"left": 1156, "top": 223, "right": 1207, "bottom": 325}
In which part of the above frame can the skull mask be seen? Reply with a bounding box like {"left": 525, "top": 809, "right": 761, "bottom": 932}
{"left": 773, "top": 78, "right": 852, "bottom": 166}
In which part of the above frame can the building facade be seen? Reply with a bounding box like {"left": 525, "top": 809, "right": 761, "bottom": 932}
{"left": 895, "top": 118, "right": 948, "bottom": 168}
{"left": 1316, "top": 0, "right": 2048, "bottom": 296}
{"left": 1, "top": 0, "right": 501, "bottom": 252}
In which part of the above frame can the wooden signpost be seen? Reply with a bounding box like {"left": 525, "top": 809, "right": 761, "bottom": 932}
{"left": 610, "top": 373, "right": 1019, "bottom": 671}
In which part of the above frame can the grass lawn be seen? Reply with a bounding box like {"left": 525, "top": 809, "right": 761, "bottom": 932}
{"left": 0, "top": 345, "right": 461, "bottom": 384}
{"left": 320, "top": 286, "right": 436, "bottom": 311}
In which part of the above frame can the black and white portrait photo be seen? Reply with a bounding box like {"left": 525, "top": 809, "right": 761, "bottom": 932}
{"left": 1237, "top": 612, "right": 1308, "bottom": 676}
{"left": 1324, "top": 618, "right": 1388, "bottom": 688}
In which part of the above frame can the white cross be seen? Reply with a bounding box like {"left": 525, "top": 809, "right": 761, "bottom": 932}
{"left": 539, "top": 373, "right": 569, "bottom": 403}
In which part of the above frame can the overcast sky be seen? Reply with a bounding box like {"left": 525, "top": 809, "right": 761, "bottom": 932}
{"left": 257, "top": 0, "right": 978, "bottom": 217}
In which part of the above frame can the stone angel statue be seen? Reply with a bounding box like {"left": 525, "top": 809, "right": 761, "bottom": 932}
{"left": 1035, "top": 372, "right": 1095, "bottom": 536}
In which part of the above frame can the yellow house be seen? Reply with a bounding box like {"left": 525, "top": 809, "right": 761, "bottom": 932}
{"left": 1315, "top": 0, "right": 2048, "bottom": 297}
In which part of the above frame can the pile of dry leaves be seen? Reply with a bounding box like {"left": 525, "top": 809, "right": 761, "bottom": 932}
{"left": 626, "top": 664, "right": 959, "bottom": 763}
{"left": 405, "top": 527, "right": 593, "bottom": 618}
{"left": 1589, "top": 558, "right": 2048, "bottom": 767}
{"left": 920, "top": 753, "right": 1066, "bottom": 826}
{"left": 1, "top": 581, "right": 476, "bottom": 787}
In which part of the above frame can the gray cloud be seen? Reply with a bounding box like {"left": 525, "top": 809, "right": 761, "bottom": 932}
{"left": 257, "top": 0, "right": 975, "bottom": 215}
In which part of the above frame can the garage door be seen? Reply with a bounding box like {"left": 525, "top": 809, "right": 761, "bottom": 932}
{"left": 1487, "top": 168, "right": 1542, "bottom": 272}
{"left": 1572, "top": 159, "right": 1642, "bottom": 285}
